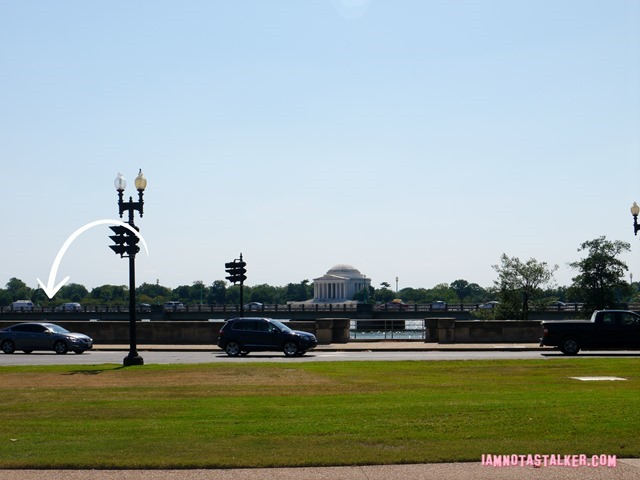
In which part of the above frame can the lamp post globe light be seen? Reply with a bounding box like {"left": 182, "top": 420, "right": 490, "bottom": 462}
{"left": 631, "top": 202, "right": 640, "bottom": 236}
{"left": 111, "top": 169, "right": 147, "bottom": 366}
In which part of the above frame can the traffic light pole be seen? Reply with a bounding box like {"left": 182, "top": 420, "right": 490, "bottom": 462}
{"left": 124, "top": 208, "right": 142, "bottom": 366}
{"left": 238, "top": 253, "right": 245, "bottom": 317}
{"left": 240, "top": 280, "right": 244, "bottom": 318}
{"left": 111, "top": 171, "right": 146, "bottom": 367}
{"left": 225, "top": 254, "right": 247, "bottom": 316}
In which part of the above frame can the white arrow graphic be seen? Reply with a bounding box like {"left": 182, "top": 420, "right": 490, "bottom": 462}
{"left": 37, "top": 219, "right": 149, "bottom": 299}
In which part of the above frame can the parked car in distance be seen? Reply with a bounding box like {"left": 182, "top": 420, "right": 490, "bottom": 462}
{"left": 164, "top": 301, "right": 185, "bottom": 312}
{"left": 138, "top": 303, "right": 152, "bottom": 312}
{"left": 548, "top": 301, "right": 566, "bottom": 308}
{"left": 383, "top": 299, "right": 408, "bottom": 310}
{"left": 55, "top": 302, "right": 82, "bottom": 312}
{"left": 0, "top": 322, "right": 93, "bottom": 355}
{"left": 10, "top": 300, "right": 34, "bottom": 311}
{"left": 479, "top": 301, "right": 500, "bottom": 309}
{"left": 244, "top": 302, "right": 264, "bottom": 311}
{"left": 217, "top": 317, "right": 317, "bottom": 357}
{"left": 431, "top": 301, "right": 447, "bottom": 310}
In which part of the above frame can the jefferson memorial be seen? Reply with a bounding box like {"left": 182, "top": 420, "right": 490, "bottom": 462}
{"left": 312, "top": 264, "right": 371, "bottom": 303}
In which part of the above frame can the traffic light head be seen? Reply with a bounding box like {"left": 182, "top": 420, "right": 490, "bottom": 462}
{"left": 109, "top": 244, "right": 129, "bottom": 256}
{"left": 225, "top": 260, "right": 247, "bottom": 284}
{"left": 109, "top": 225, "right": 128, "bottom": 237}
{"left": 124, "top": 229, "right": 140, "bottom": 254}
{"left": 109, "top": 225, "right": 140, "bottom": 257}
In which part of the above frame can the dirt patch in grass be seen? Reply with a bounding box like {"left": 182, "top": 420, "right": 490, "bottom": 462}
{"left": 0, "top": 365, "right": 332, "bottom": 389}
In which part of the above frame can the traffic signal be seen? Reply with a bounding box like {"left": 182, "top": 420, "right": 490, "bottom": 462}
{"left": 109, "top": 225, "right": 129, "bottom": 257}
{"left": 109, "top": 225, "right": 140, "bottom": 257}
{"left": 124, "top": 226, "right": 140, "bottom": 255}
{"left": 225, "top": 260, "right": 247, "bottom": 284}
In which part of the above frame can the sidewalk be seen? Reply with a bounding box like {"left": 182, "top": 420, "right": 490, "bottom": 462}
{"left": 2, "top": 459, "right": 639, "bottom": 480}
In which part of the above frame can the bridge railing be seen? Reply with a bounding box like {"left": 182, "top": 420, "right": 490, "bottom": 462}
{"left": 0, "top": 303, "right": 359, "bottom": 314}
{"left": 1, "top": 302, "right": 638, "bottom": 315}
{"left": 371, "top": 302, "right": 588, "bottom": 313}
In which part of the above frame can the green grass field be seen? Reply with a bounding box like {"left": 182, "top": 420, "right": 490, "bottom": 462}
{"left": 0, "top": 359, "right": 638, "bottom": 468}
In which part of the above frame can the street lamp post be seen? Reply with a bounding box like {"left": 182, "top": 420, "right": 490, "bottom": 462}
{"left": 114, "top": 170, "right": 147, "bottom": 366}
{"left": 631, "top": 202, "right": 640, "bottom": 236}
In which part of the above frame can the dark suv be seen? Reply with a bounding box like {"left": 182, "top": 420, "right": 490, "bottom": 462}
{"left": 217, "top": 317, "right": 317, "bottom": 357}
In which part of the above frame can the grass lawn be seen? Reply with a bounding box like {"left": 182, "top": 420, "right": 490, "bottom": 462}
{"left": 0, "top": 359, "right": 638, "bottom": 468}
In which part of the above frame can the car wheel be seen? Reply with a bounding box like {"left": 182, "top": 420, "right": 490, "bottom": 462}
{"left": 283, "top": 341, "right": 300, "bottom": 357}
{"left": 225, "top": 342, "right": 241, "bottom": 357}
{"left": 560, "top": 337, "right": 580, "bottom": 355}
{"left": 1, "top": 340, "right": 15, "bottom": 354}
{"left": 53, "top": 341, "right": 69, "bottom": 355}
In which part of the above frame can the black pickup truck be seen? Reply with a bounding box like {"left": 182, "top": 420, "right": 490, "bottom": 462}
{"left": 540, "top": 310, "right": 640, "bottom": 355}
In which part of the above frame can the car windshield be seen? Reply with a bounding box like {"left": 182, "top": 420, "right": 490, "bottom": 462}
{"left": 47, "top": 324, "right": 70, "bottom": 334}
{"left": 270, "top": 320, "right": 292, "bottom": 333}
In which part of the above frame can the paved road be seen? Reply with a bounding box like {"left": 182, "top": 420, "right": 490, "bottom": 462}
{"left": 1, "top": 344, "right": 638, "bottom": 366}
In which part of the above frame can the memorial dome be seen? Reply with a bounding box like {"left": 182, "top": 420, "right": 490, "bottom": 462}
{"left": 326, "top": 264, "right": 363, "bottom": 279}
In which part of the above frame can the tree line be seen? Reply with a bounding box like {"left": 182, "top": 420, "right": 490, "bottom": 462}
{"left": 1, "top": 236, "right": 638, "bottom": 319}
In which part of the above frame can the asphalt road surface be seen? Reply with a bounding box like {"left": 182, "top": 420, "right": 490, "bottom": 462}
{"left": 1, "top": 348, "right": 638, "bottom": 366}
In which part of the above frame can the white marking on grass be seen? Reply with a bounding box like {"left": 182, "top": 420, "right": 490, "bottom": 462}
{"left": 570, "top": 377, "right": 626, "bottom": 381}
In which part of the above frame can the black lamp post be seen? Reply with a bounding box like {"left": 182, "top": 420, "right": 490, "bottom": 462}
{"left": 632, "top": 202, "right": 640, "bottom": 236}
{"left": 114, "top": 169, "right": 147, "bottom": 366}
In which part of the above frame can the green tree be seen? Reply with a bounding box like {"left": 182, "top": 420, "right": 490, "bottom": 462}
{"left": 352, "top": 285, "right": 375, "bottom": 303}
{"left": 250, "top": 284, "right": 281, "bottom": 304}
{"left": 451, "top": 279, "right": 487, "bottom": 304}
{"left": 569, "top": 236, "right": 632, "bottom": 311}
{"left": 172, "top": 285, "right": 193, "bottom": 303}
{"left": 207, "top": 280, "right": 227, "bottom": 304}
{"left": 373, "top": 284, "right": 395, "bottom": 303}
{"left": 284, "top": 280, "right": 313, "bottom": 302}
{"left": 0, "top": 289, "right": 12, "bottom": 306}
{"left": 225, "top": 285, "right": 242, "bottom": 305}
{"left": 5, "top": 278, "right": 32, "bottom": 302}
{"left": 397, "top": 287, "right": 427, "bottom": 304}
{"left": 31, "top": 288, "right": 51, "bottom": 307}
{"left": 493, "top": 254, "right": 558, "bottom": 319}
{"left": 426, "top": 283, "right": 458, "bottom": 304}
{"left": 192, "top": 281, "right": 207, "bottom": 304}
{"left": 137, "top": 282, "right": 172, "bottom": 299}
{"left": 58, "top": 283, "right": 89, "bottom": 303}
{"left": 90, "top": 285, "right": 128, "bottom": 305}
{"left": 450, "top": 279, "right": 470, "bottom": 302}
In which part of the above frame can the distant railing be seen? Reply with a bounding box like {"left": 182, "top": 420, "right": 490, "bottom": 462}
{"left": 0, "top": 303, "right": 359, "bottom": 314}
{"left": 372, "top": 302, "right": 588, "bottom": 313}
{"left": 2, "top": 302, "right": 638, "bottom": 315}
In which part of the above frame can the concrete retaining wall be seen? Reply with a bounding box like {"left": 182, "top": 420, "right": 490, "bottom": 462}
{"left": 1, "top": 318, "right": 545, "bottom": 345}
{"left": 426, "top": 318, "right": 543, "bottom": 343}
{"left": 0, "top": 319, "right": 351, "bottom": 346}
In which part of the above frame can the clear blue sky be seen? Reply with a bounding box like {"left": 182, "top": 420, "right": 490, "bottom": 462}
{"left": 1, "top": 0, "right": 639, "bottom": 294}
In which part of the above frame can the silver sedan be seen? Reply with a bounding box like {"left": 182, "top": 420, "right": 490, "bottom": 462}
{"left": 0, "top": 322, "right": 93, "bottom": 355}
